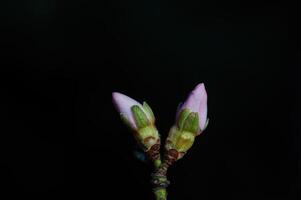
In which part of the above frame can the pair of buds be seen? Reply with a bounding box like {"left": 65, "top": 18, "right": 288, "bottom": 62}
{"left": 112, "top": 83, "right": 208, "bottom": 166}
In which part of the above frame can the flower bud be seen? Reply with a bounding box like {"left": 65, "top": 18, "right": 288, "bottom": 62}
{"left": 165, "top": 83, "right": 208, "bottom": 161}
{"left": 112, "top": 92, "right": 160, "bottom": 161}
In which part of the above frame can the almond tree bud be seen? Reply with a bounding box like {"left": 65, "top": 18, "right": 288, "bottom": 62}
{"left": 112, "top": 92, "right": 160, "bottom": 161}
{"left": 165, "top": 83, "right": 209, "bottom": 162}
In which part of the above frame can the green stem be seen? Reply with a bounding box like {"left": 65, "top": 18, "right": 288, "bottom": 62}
{"left": 154, "top": 188, "right": 167, "bottom": 200}
{"left": 152, "top": 159, "right": 169, "bottom": 200}
{"left": 154, "top": 159, "right": 162, "bottom": 169}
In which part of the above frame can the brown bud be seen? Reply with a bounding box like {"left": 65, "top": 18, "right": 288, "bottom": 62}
{"left": 145, "top": 139, "right": 161, "bottom": 161}
{"left": 164, "top": 149, "right": 179, "bottom": 166}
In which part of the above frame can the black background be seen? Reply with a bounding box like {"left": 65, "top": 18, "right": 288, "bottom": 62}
{"left": 0, "top": 0, "right": 299, "bottom": 199}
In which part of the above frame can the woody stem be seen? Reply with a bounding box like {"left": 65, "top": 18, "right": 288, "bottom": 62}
{"left": 151, "top": 160, "right": 170, "bottom": 200}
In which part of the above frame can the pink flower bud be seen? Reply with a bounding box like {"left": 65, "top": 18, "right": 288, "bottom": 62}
{"left": 178, "top": 83, "right": 208, "bottom": 134}
{"left": 112, "top": 92, "right": 160, "bottom": 157}
{"left": 112, "top": 92, "right": 152, "bottom": 130}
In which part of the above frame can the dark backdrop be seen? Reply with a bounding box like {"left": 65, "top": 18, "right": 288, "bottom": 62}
{"left": 0, "top": 0, "right": 299, "bottom": 199}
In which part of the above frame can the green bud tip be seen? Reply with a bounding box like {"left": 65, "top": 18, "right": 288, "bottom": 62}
{"left": 143, "top": 102, "right": 155, "bottom": 123}
{"left": 183, "top": 112, "right": 199, "bottom": 134}
{"left": 177, "top": 108, "right": 191, "bottom": 130}
{"left": 131, "top": 105, "right": 150, "bottom": 129}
